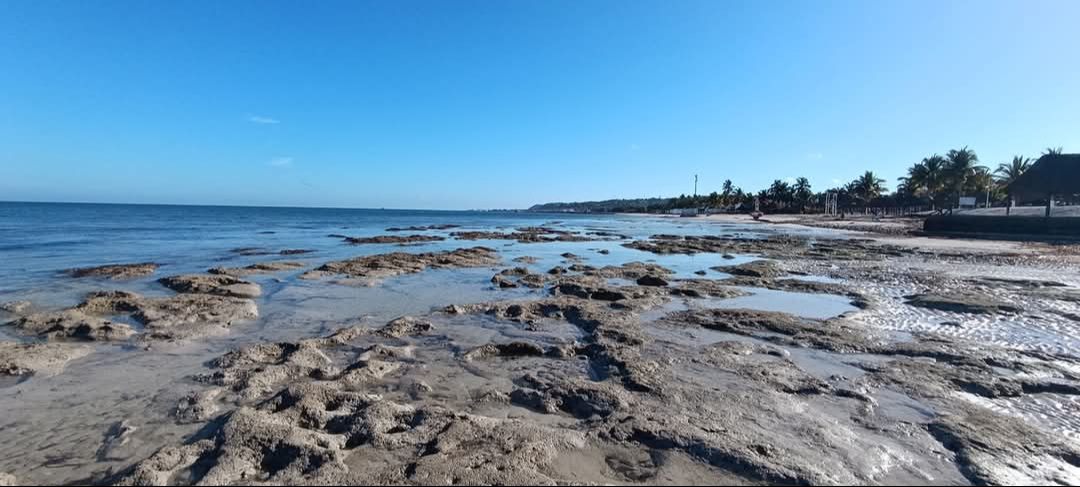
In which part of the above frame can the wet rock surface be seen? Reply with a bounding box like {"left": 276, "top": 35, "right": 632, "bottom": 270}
{"left": 3, "top": 290, "right": 257, "bottom": 343}
{"left": 491, "top": 267, "right": 549, "bottom": 289}
{"left": 7, "top": 225, "right": 1080, "bottom": 486}
{"left": 905, "top": 293, "right": 1024, "bottom": 315}
{"left": 172, "top": 389, "right": 222, "bottom": 424}
{"left": 77, "top": 291, "right": 259, "bottom": 341}
{"left": 66, "top": 263, "right": 159, "bottom": 280}
{"left": 0, "top": 341, "right": 91, "bottom": 376}
{"left": 463, "top": 341, "right": 548, "bottom": 361}
{"left": 342, "top": 234, "right": 446, "bottom": 245}
{"left": 636, "top": 275, "right": 669, "bottom": 287}
{"left": 229, "top": 247, "right": 273, "bottom": 256}
{"left": 279, "top": 249, "right": 316, "bottom": 255}
{"left": 927, "top": 404, "right": 1080, "bottom": 485}
{"left": 385, "top": 224, "right": 461, "bottom": 232}
{"left": 208, "top": 261, "right": 306, "bottom": 277}
{"left": 300, "top": 247, "right": 501, "bottom": 286}
{"left": 6, "top": 308, "right": 136, "bottom": 341}
{"left": 158, "top": 274, "right": 262, "bottom": 299}
{"left": 712, "top": 259, "right": 785, "bottom": 278}
{"left": 451, "top": 227, "right": 599, "bottom": 243}
{"left": 0, "top": 301, "right": 31, "bottom": 314}
{"left": 108, "top": 259, "right": 1080, "bottom": 487}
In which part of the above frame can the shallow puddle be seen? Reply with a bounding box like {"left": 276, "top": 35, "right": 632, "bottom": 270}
{"left": 699, "top": 286, "right": 859, "bottom": 319}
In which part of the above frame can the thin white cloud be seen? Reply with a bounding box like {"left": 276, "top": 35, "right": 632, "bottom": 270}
{"left": 629, "top": 143, "right": 640, "bottom": 151}
{"left": 248, "top": 115, "right": 280, "bottom": 124}
{"left": 269, "top": 157, "right": 293, "bottom": 167}
{"left": 784, "top": 177, "right": 797, "bottom": 184}
{"left": 806, "top": 152, "right": 824, "bottom": 160}
{"left": 832, "top": 178, "right": 842, "bottom": 186}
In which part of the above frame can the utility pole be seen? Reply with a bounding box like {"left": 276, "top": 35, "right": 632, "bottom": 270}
{"left": 694, "top": 175, "right": 698, "bottom": 198}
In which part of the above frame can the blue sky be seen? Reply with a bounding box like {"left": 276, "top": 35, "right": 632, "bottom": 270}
{"left": 1, "top": 0, "right": 1078, "bottom": 209}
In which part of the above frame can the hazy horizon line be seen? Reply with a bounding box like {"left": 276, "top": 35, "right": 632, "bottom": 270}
{"left": 0, "top": 199, "right": 532, "bottom": 213}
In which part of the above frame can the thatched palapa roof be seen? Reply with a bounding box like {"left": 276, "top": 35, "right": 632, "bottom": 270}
{"left": 1008, "top": 154, "right": 1080, "bottom": 200}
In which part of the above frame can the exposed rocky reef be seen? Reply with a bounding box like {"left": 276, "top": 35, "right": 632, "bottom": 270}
{"left": 451, "top": 226, "right": 598, "bottom": 243}
{"left": 107, "top": 258, "right": 1080, "bottom": 486}
{"left": 279, "top": 249, "right": 316, "bottom": 256}
{"left": 712, "top": 259, "right": 785, "bottom": 278}
{"left": 385, "top": 224, "right": 461, "bottom": 232}
{"left": 5, "top": 290, "right": 257, "bottom": 342}
{"left": 158, "top": 275, "right": 262, "bottom": 299}
{"left": 66, "top": 263, "right": 159, "bottom": 280}
{"left": 342, "top": 235, "right": 446, "bottom": 245}
{"left": 0, "top": 341, "right": 91, "bottom": 376}
{"left": 0, "top": 301, "right": 31, "bottom": 314}
{"left": 300, "top": 247, "right": 501, "bottom": 286}
{"left": 905, "top": 293, "right": 1024, "bottom": 315}
{"left": 208, "top": 262, "right": 306, "bottom": 277}
{"left": 490, "top": 267, "right": 548, "bottom": 289}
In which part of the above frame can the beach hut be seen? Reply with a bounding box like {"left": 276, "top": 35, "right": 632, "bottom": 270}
{"left": 1007, "top": 153, "right": 1080, "bottom": 217}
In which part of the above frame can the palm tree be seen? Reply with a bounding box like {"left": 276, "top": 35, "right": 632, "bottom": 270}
{"left": 755, "top": 189, "right": 770, "bottom": 210}
{"left": 720, "top": 179, "right": 734, "bottom": 206}
{"left": 945, "top": 147, "right": 983, "bottom": 206}
{"left": 851, "top": 171, "right": 886, "bottom": 202}
{"left": 922, "top": 155, "right": 947, "bottom": 199}
{"left": 706, "top": 191, "right": 721, "bottom": 208}
{"left": 768, "top": 180, "right": 793, "bottom": 209}
{"left": 969, "top": 167, "right": 1000, "bottom": 206}
{"left": 899, "top": 155, "right": 945, "bottom": 209}
{"left": 734, "top": 188, "right": 747, "bottom": 207}
{"left": 994, "top": 155, "right": 1032, "bottom": 185}
{"left": 1043, "top": 146, "right": 1064, "bottom": 156}
{"left": 900, "top": 163, "right": 928, "bottom": 195}
{"left": 793, "top": 177, "right": 812, "bottom": 212}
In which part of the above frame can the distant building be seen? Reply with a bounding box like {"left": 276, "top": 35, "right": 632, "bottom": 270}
{"left": 1008, "top": 153, "right": 1080, "bottom": 217}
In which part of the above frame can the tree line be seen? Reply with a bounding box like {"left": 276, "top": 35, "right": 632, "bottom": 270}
{"left": 528, "top": 146, "right": 1068, "bottom": 214}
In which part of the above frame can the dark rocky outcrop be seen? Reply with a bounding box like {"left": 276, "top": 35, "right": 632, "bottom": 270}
{"left": 66, "top": 263, "right": 159, "bottom": 280}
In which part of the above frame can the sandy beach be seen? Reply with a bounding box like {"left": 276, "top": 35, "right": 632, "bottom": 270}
{"left": 2, "top": 207, "right": 1080, "bottom": 486}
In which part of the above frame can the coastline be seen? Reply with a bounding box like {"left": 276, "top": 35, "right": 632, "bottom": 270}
{"left": 1, "top": 207, "right": 1079, "bottom": 485}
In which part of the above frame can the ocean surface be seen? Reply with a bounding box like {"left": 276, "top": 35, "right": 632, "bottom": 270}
{"left": 0, "top": 201, "right": 840, "bottom": 303}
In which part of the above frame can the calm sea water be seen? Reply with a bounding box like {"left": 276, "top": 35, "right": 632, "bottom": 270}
{"left": 0, "top": 202, "right": 840, "bottom": 301}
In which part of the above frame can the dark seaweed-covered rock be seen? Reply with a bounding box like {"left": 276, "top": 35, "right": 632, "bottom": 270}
{"left": 343, "top": 234, "right": 445, "bottom": 245}
{"left": 209, "top": 262, "right": 305, "bottom": 277}
{"left": 905, "top": 293, "right": 1023, "bottom": 315}
{"left": 385, "top": 224, "right": 461, "bottom": 232}
{"left": 279, "top": 249, "right": 315, "bottom": 255}
{"left": 636, "top": 275, "right": 669, "bottom": 287}
{"left": 712, "top": 260, "right": 784, "bottom": 278}
{"left": 463, "top": 342, "right": 546, "bottom": 362}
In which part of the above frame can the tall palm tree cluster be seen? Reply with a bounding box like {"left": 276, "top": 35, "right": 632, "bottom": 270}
{"left": 644, "top": 146, "right": 1063, "bottom": 214}
{"left": 898, "top": 147, "right": 1061, "bottom": 209}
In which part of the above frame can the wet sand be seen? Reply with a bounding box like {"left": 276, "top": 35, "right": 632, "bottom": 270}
{"left": 2, "top": 218, "right": 1080, "bottom": 486}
